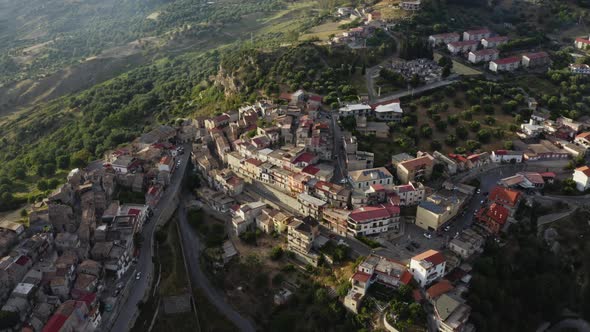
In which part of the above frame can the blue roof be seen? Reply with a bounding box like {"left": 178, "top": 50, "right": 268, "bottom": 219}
{"left": 419, "top": 201, "right": 446, "bottom": 214}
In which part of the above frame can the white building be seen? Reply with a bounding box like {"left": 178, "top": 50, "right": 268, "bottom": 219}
{"left": 570, "top": 63, "right": 590, "bottom": 75}
{"left": 428, "top": 33, "right": 460, "bottom": 46}
{"left": 467, "top": 49, "right": 499, "bottom": 64}
{"left": 339, "top": 104, "right": 372, "bottom": 117}
{"left": 463, "top": 28, "right": 492, "bottom": 41}
{"left": 575, "top": 132, "right": 590, "bottom": 148}
{"left": 400, "top": 0, "right": 421, "bottom": 11}
{"left": 373, "top": 100, "right": 403, "bottom": 121}
{"left": 231, "top": 201, "right": 266, "bottom": 235}
{"left": 573, "top": 166, "right": 590, "bottom": 192}
{"left": 409, "top": 249, "right": 446, "bottom": 287}
{"left": 481, "top": 36, "right": 508, "bottom": 48}
{"left": 346, "top": 204, "right": 400, "bottom": 236}
{"left": 520, "top": 120, "right": 545, "bottom": 137}
{"left": 392, "top": 182, "right": 426, "bottom": 206}
{"left": 489, "top": 57, "right": 521, "bottom": 72}
{"left": 348, "top": 167, "right": 393, "bottom": 190}
{"left": 490, "top": 150, "right": 523, "bottom": 163}
{"left": 447, "top": 40, "right": 479, "bottom": 54}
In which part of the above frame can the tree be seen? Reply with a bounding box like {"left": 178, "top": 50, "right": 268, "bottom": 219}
{"left": 20, "top": 209, "right": 27, "bottom": 218}
{"left": 0, "top": 311, "right": 18, "bottom": 329}
{"left": 431, "top": 140, "right": 442, "bottom": 150}
{"left": 504, "top": 141, "right": 514, "bottom": 149}
{"left": 269, "top": 246, "right": 284, "bottom": 260}
{"left": 420, "top": 125, "right": 433, "bottom": 138}
{"left": 435, "top": 120, "right": 447, "bottom": 131}
{"left": 484, "top": 115, "right": 496, "bottom": 125}
{"left": 456, "top": 126, "right": 469, "bottom": 139}
{"left": 469, "top": 121, "right": 481, "bottom": 132}
{"left": 445, "top": 134, "right": 457, "bottom": 146}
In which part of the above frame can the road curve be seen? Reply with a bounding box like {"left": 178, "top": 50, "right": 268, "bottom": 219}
{"left": 177, "top": 199, "right": 256, "bottom": 332}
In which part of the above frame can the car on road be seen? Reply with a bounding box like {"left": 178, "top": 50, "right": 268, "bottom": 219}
{"left": 135, "top": 272, "right": 142, "bottom": 280}
{"left": 113, "top": 289, "right": 121, "bottom": 297}
{"left": 405, "top": 245, "right": 415, "bottom": 252}
{"left": 423, "top": 232, "right": 432, "bottom": 239}
{"left": 443, "top": 225, "right": 451, "bottom": 232}
{"left": 476, "top": 189, "right": 481, "bottom": 194}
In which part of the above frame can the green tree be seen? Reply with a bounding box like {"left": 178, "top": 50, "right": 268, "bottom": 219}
{"left": 269, "top": 246, "right": 284, "bottom": 260}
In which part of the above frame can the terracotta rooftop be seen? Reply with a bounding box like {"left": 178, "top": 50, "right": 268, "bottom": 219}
{"left": 492, "top": 56, "right": 521, "bottom": 65}
{"left": 489, "top": 186, "right": 521, "bottom": 207}
{"left": 426, "top": 280, "right": 454, "bottom": 299}
{"left": 412, "top": 249, "right": 445, "bottom": 266}
{"left": 576, "top": 165, "right": 590, "bottom": 176}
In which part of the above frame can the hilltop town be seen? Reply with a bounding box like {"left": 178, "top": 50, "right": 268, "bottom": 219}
{"left": 1, "top": 0, "right": 590, "bottom": 331}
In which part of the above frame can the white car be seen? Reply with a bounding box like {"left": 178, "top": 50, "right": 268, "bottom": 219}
{"left": 443, "top": 225, "right": 451, "bottom": 232}
{"left": 135, "top": 272, "right": 142, "bottom": 280}
{"left": 423, "top": 232, "right": 432, "bottom": 239}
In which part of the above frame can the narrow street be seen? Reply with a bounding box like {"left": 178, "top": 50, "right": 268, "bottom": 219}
{"left": 108, "top": 143, "right": 191, "bottom": 332}
{"left": 177, "top": 199, "right": 256, "bottom": 332}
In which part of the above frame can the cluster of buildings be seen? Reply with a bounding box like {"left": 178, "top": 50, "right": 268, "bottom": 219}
{"left": 429, "top": 28, "right": 550, "bottom": 72}
{"left": 0, "top": 122, "right": 193, "bottom": 331}
{"left": 344, "top": 249, "right": 472, "bottom": 332}
{"left": 337, "top": 99, "right": 403, "bottom": 138}
{"left": 332, "top": 7, "right": 387, "bottom": 47}
{"left": 519, "top": 111, "right": 590, "bottom": 158}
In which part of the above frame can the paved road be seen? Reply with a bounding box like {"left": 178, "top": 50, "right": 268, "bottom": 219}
{"left": 326, "top": 111, "right": 347, "bottom": 184}
{"left": 109, "top": 143, "right": 191, "bottom": 332}
{"left": 371, "top": 78, "right": 458, "bottom": 104}
{"left": 177, "top": 199, "right": 256, "bottom": 332}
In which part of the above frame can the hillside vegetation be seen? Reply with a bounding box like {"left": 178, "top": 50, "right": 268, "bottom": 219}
{"left": 0, "top": 0, "right": 283, "bottom": 85}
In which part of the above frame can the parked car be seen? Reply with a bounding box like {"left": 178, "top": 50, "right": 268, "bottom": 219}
{"left": 135, "top": 272, "right": 142, "bottom": 280}
{"left": 444, "top": 225, "right": 451, "bottom": 232}
{"left": 423, "top": 232, "right": 432, "bottom": 239}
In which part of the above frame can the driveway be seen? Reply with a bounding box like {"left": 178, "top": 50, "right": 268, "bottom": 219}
{"left": 108, "top": 143, "right": 191, "bottom": 332}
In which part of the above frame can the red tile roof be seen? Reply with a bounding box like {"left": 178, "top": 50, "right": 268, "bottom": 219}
{"left": 493, "top": 56, "right": 521, "bottom": 65}
{"left": 471, "top": 49, "right": 499, "bottom": 56}
{"left": 349, "top": 204, "right": 399, "bottom": 223}
{"left": 302, "top": 165, "right": 320, "bottom": 175}
{"left": 400, "top": 270, "right": 413, "bottom": 285}
{"left": 293, "top": 152, "right": 317, "bottom": 164}
{"left": 413, "top": 289, "right": 424, "bottom": 302}
{"left": 489, "top": 186, "right": 521, "bottom": 207}
{"left": 576, "top": 165, "right": 590, "bottom": 176}
{"left": 15, "top": 255, "right": 30, "bottom": 266}
{"left": 412, "top": 250, "right": 445, "bottom": 266}
{"left": 308, "top": 95, "right": 322, "bottom": 102}
{"left": 352, "top": 271, "right": 372, "bottom": 283}
{"left": 426, "top": 280, "right": 454, "bottom": 299}
{"left": 576, "top": 37, "right": 590, "bottom": 45}
{"left": 576, "top": 132, "right": 590, "bottom": 139}
{"left": 245, "top": 158, "right": 263, "bottom": 167}
{"left": 483, "top": 36, "right": 508, "bottom": 42}
{"left": 399, "top": 155, "right": 434, "bottom": 170}
{"left": 128, "top": 208, "right": 141, "bottom": 216}
{"left": 448, "top": 40, "right": 479, "bottom": 47}
{"left": 523, "top": 51, "right": 549, "bottom": 60}
{"left": 279, "top": 92, "right": 291, "bottom": 100}
{"left": 485, "top": 203, "right": 509, "bottom": 225}
{"left": 42, "top": 313, "right": 68, "bottom": 332}
{"left": 540, "top": 172, "right": 556, "bottom": 178}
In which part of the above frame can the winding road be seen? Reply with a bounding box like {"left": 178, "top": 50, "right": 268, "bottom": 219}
{"left": 109, "top": 143, "right": 191, "bottom": 332}
{"left": 177, "top": 198, "right": 256, "bottom": 332}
